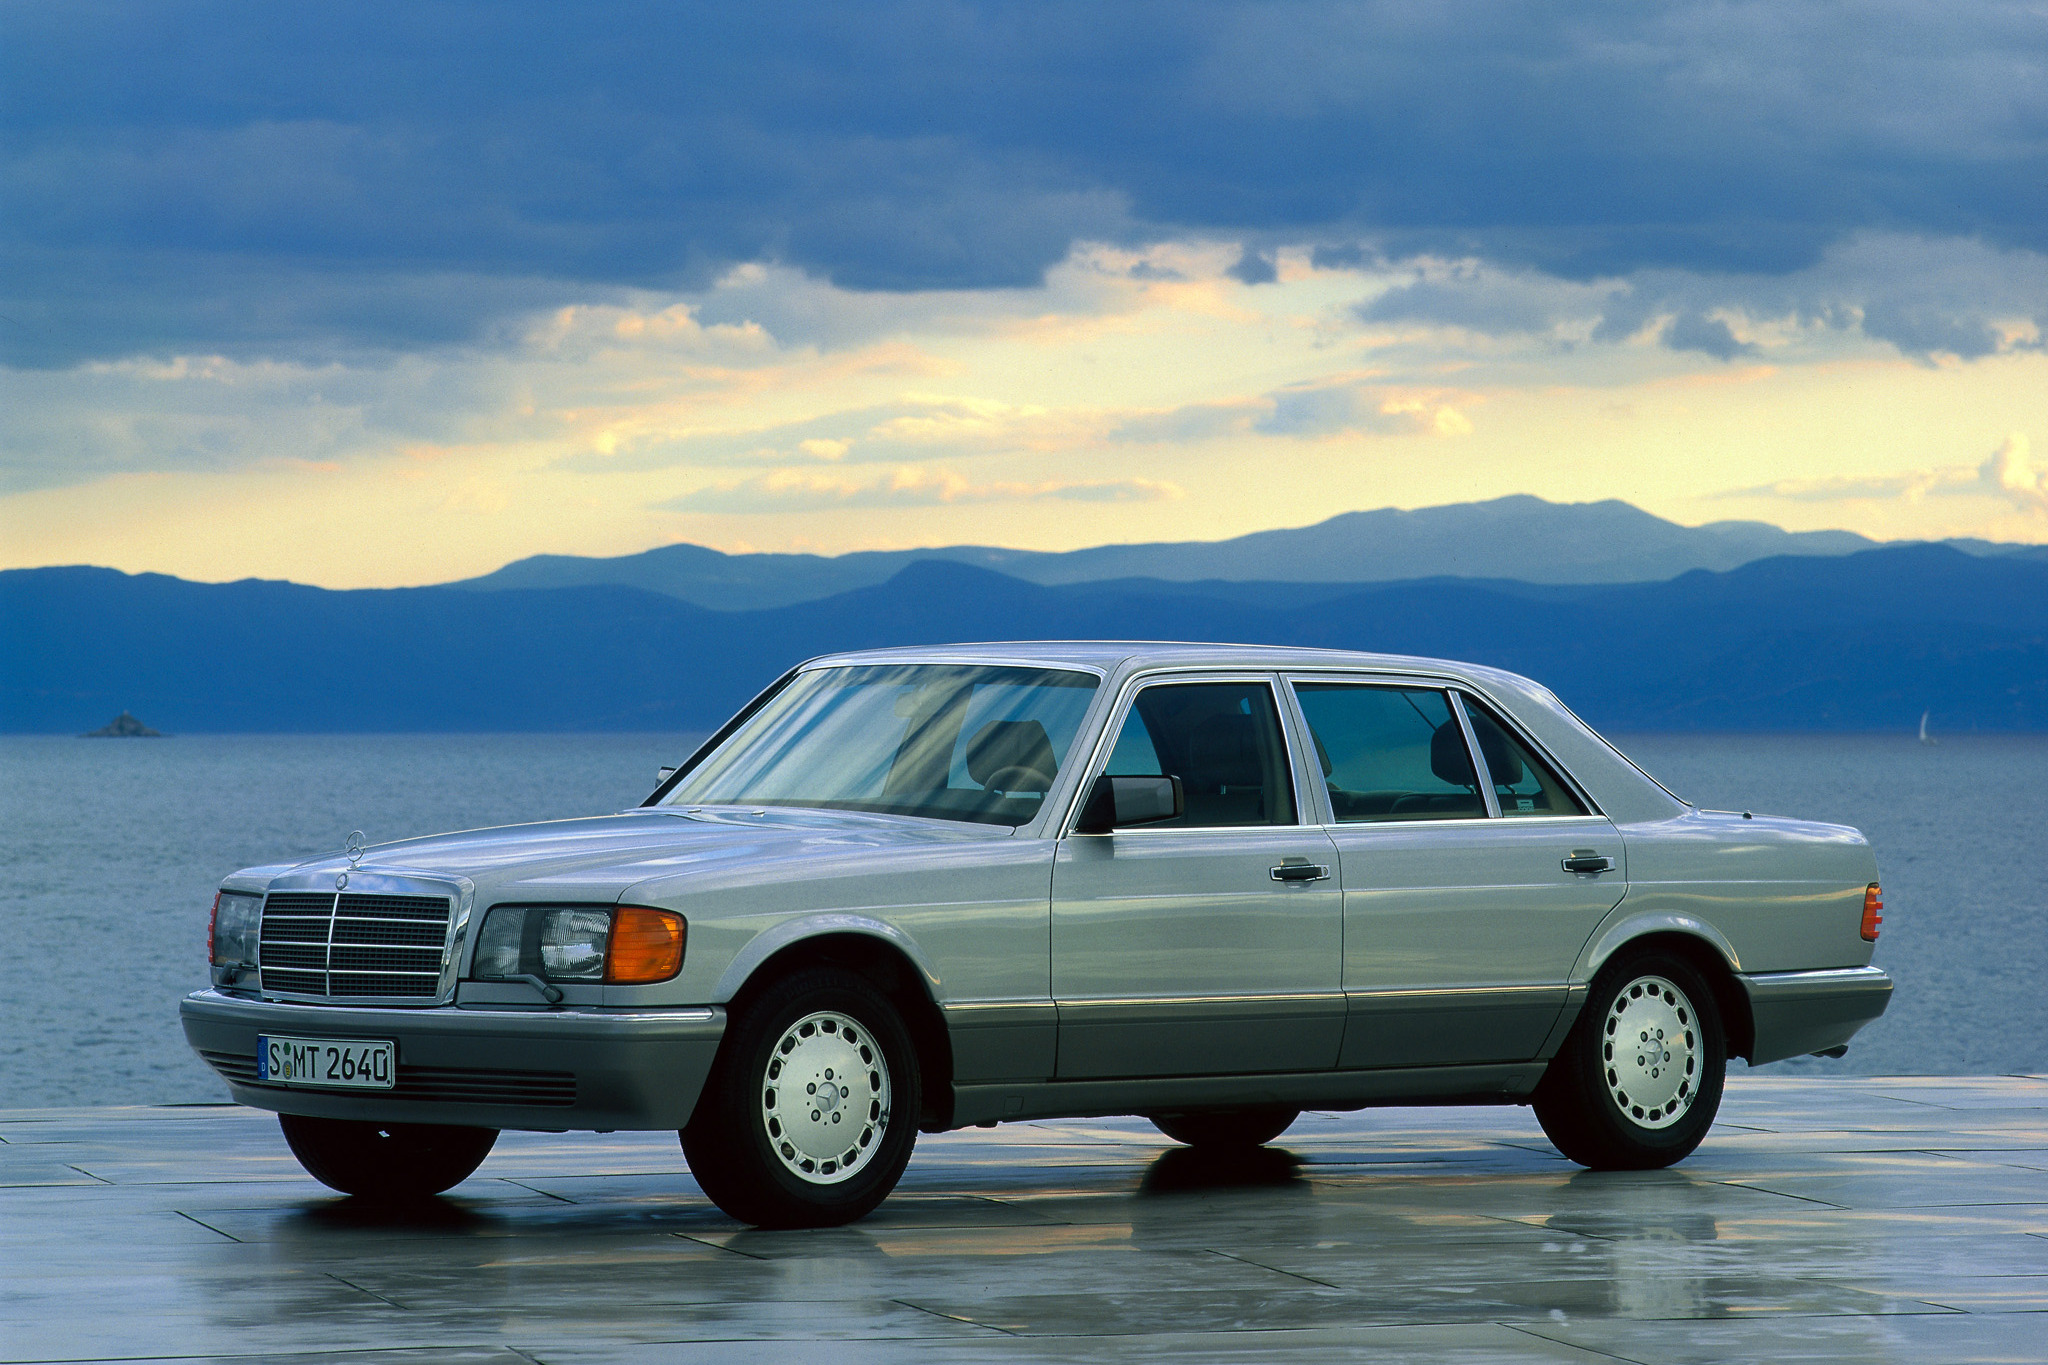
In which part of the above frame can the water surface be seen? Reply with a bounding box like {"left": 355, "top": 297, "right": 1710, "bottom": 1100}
{"left": 1, "top": 730, "right": 2038, "bottom": 1107}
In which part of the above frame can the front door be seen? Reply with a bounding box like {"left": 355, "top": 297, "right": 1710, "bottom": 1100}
{"left": 1288, "top": 680, "right": 1626, "bottom": 1069}
{"left": 1051, "top": 677, "right": 1344, "bottom": 1078}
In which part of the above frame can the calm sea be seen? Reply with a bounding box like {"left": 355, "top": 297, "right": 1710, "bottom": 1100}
{"left": 2, "top": 731, "right": 2040, "bottom": 1108}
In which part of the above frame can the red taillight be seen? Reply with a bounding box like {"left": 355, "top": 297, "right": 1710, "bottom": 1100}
{"left": 1861, "top": 883, "right": 1883, "bottom": 942}
{"left": 207, "top": 891, "right": 221, "bottom": 964}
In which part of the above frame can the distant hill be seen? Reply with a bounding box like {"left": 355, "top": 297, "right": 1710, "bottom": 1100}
{"left": 446, "top": 495, "right": 2041, "bottom": 610}
{"left": 5, "top": 544, "right": 2043, "bottom": 733}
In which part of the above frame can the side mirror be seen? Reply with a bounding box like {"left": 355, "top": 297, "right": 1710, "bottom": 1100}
{"left": 657, "top": 766, "right": 678, "bottom": 783}
{"left": 1074, "top": 774, "right": 1184, "bottom": 834}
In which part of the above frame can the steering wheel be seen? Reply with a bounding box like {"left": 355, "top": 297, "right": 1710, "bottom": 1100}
{"left": 982, "top": 765, "right": 1053, "bottom": 796}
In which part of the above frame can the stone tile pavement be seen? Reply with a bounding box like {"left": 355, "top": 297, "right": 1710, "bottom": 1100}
{"left": 3, "top": 1075, "right": 2045, "bottom": 1363}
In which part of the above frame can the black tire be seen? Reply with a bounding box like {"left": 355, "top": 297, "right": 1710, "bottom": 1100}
{"left": 278, "top": 1114, "right": 498, "bottom": 1199}
{"left": 1533, "top": 948, "right": 1727, "bottom": 1170}
{"left": 1149, "top": 1107, "right": 1300, "bottom": 1149}
{"left": 682, "top": 968, "right": 921, "bottom": 1228}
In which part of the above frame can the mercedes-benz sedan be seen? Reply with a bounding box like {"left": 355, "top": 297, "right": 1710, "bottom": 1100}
{"left": 183, "top": 643, "right": 1892, "bottom": 1225}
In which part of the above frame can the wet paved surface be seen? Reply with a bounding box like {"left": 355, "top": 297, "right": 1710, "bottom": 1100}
{"left": 3, "top": 1075, "right": 2045, "bottom": 1363}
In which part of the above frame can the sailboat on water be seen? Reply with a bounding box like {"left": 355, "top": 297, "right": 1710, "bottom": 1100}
{"left": 1918, "top": 710, "right": 1937, "bottom": 745}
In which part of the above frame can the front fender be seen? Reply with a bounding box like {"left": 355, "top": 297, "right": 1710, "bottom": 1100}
{"left": 712, "top": 912, "right": 942, "bottom": 1003}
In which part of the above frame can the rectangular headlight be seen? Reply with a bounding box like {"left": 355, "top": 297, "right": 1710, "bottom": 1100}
{"left": 540, "top": 909, "right": 610, "bottom": 980}
{"left": 472, "top": 906, "right": 527, "bottom": 979}
{"left": 212, "top": 892, "right": 262, "bottom": 967}
{"left": 469, "top": 905, "right": 684, "bottom": 985}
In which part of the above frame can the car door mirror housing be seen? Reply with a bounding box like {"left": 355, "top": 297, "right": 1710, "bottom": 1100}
{"left": 1074, "top": 774, "right": 1184, "bottom": 833}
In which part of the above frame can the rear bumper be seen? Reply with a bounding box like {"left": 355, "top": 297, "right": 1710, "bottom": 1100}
{"left": 1738, "top": 966, "right": 1893, "bottom": 1065}
{"left": 180, "top": 989, "right": 725, "bottom": 1132}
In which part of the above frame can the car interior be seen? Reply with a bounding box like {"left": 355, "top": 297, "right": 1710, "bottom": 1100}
{"left": 1104, "top": 682, "right": 1298, "bottom": 827}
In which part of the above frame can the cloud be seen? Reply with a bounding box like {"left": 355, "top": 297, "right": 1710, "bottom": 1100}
{"left": 1357, "top": 265, "right": 1616, "bottom": 338}
{"left": 659, "top": 467, "right": 1182, "bottom": 514}
{"left": 0, "top": 349, "right": 509, "bottom": 494}
{"left": 1112, "top": 381, "right": 1474, "bottom": 443}
{"left": 1722, "top": 432, "right": 2046, "bottom": 516}
{"left": 1660, "top": 312, "right": 1756, "bottom": 362}
{"left": 1351, "top": 234, "right": 2048, "bottom": 364}
{"left": 1981, "top": 433, "right": 2048, "bottom": 513}
{"left": 1256, "top": 384, "right": 1456, "bottom": 438}
{"left": 1108, "top": 402, "right": 1257, "bottom": 445}
{"left": 558, "top": 395, "right": 1086, "bottom": 477}
{"left": 1226, "top": 250, "right": 1278, "bottom": 286}
{"left": 5, "top": 2, "right": 2046, "bottom": 366}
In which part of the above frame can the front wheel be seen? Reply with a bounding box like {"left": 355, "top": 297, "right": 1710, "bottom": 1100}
{"left": 1150, "top": 1107, "right": 1300, "bottom": 1149}
{"left": 1533, "top": 949, "right": 1726, "bottom": 1170}
{"left": 278, "top": 1115, "right": 498, "bottom": 1199}
{"left": 682, "top": 968, "right": 921, "bottom": 1227}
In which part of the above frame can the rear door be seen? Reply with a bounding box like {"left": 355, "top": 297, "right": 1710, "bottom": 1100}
{"left": 1286, "top": 678, "right": 1626, "bottom": 1069}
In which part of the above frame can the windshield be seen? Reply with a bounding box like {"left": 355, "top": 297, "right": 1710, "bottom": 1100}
{"left": 666, "top": 664, "right": 1101, "bottom": 826}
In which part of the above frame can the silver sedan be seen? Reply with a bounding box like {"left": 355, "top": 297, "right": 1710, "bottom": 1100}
{"left": 183, "top": 643, "right": 1892, "bottom": 1225}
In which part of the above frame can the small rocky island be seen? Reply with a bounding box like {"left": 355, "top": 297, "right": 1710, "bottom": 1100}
{"left": 81, "top": 711, "right": 164, "bottom": 737}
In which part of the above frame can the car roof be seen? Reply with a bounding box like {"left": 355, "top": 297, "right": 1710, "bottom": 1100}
{"left": 804, "top": 640, "right": 1528, "bottom": 688}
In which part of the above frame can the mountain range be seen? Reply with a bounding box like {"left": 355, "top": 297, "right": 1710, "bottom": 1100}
{"left": 6, "top": 538, "right": 2043, "bottom": 734}
{"left": 450, "top": 495, "right": 2046, "bottom": 610}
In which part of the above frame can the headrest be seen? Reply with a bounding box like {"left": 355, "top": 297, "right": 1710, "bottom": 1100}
{"left": 965, "top": 719, "right": 1057, "bottom": 789}
{"left": 1476, "top": 724, "right": 1523, "bottom": 786}
{"left": 1189, "top": 713, "right": 1263, "bottom": 787}
{"left": 1432, "top": 717, "right": 1525, "bottom": 787}
{"left": 1430, "top": 720, "right": 1476, "bottom": 786}
{"left": 1311, "top": 730, "right": 1334, "bottom": 778}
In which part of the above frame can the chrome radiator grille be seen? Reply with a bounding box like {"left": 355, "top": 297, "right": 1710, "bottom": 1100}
{"left": 258, "top": 892, "right": 452, "bottom": 999}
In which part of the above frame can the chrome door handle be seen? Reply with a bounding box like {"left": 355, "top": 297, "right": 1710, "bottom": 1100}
{"left": 1271, "top": 863, "right": 1331, "bottom": 882}
{"left": 1562, "top": 853, "right": 1616, "bottom": 875}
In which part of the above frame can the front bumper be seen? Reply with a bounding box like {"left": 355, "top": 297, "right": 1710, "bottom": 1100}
{"left": 1738, "top": 966, "right": 1893, "bottom": 1065}
{"left": 180, "top": 990, "right": 726, "bottom": 1132}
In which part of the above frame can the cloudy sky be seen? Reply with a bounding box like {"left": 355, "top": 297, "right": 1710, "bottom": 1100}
{"left": 3, "top": 1, "right": 2045, "bottom": 587}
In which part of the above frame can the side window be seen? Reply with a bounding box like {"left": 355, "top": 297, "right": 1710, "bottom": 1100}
{"left": 1291, "top": 685, "right": 1485, "bottom": 822}
{"left": 1459, "top": 696, "right": 1588, "bottom": 817}
{"left": 1102, "top": 681, "right": 1296, "bottom": 827}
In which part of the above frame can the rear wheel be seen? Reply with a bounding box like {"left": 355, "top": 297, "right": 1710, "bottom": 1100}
{"left": 1533, "top": 949, "right": 1726, "bottom": 1170}
{"left": 682, "top": 968, "right": 920, "bottom": 1227}
{"left": 278, "top": 1115, "right": 498, "bottom": 1199}
{"left": 1150, "top": 1107, "right": 1300, "bottom": 1149}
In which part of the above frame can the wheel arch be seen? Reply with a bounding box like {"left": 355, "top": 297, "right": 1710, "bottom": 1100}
{"left": 1584, "top": 924, "right": 1755, "bottom": 1063}
{"left": 720, "top": 925, "right": 955, "bottom": 1132}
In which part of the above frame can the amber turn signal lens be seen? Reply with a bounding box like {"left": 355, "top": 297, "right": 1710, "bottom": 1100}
{"left": 1861, "top": 883, "right": 1883, "bottom": 942}
{"left": 604, "top": 906, "right": 686, "bottom": 983}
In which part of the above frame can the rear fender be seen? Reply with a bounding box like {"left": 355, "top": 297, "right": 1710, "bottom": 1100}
{"left": 1578, "top": 912, "right": 1741, "bottom": 981}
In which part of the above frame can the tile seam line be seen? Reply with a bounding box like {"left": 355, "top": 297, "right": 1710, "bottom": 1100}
{"left": 327, "top": 1271, "right": 408, "bottom": 1309}
{"left": 1205, "top": 1246, "right": 1347, "bottom": 1290}
{"left": 1499, "top": 1320, "right": 1656, "bottom": 1365}
{"left": 889, "top": 1298, "right": 1022, "bottom": 1335}
{"left": 171, "top": 1208, "right": 242, "bottom": 1242}
{"left": 1493, "top": 1214, "right": 1623, "bottom": 1240}
{"left": 1722, "top": 1182, "right": 1853, "bottom": 1208}
{"left": 498, "top": 1176, "right": 577, "bottom": 1204}
{"left": 675, "top": 1232, "right": 771, "bottom": 1259}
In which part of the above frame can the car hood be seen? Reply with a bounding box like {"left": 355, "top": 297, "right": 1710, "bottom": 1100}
{"left": 240, "top": 806, "right": 1013, "bottom": 903}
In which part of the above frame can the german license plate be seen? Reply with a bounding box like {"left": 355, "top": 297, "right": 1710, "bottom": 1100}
{"left": 257, "top": 1035, "right": 395, "bottom": 1090}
